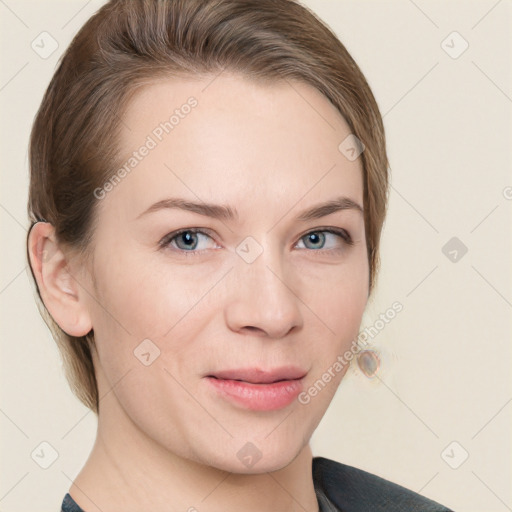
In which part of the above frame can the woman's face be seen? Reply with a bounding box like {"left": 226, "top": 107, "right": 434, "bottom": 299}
{"left": 79, "top": 73, "right": 369, "bottom": 473}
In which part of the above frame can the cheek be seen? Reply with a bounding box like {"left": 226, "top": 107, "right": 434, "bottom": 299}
{"left": 298, "top": 276, "right": 367, "bottom": 412}
{"left": 99, "top": 361, "right": 209, "bottom": 456}
{"left": 90, "top": 247, "right": 204, "bottom": 342}
{"left": 87, "top": 251, "right": 216, "bottom": 388}
{"left": 307, "top": 251, "right": 369, "bottom": 330}
{"left": 306, "top": 254, "right": 369, "bottom": 372}
{"left": 315, "top": 289, "right": 367, "bottom": 373}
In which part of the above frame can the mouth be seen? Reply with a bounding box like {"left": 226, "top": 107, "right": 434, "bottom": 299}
{"left": 206, "top": 366, "right": 307, "bottom": 384}
{"left": 204, "top": 366, "right": 307, "bottom": 411}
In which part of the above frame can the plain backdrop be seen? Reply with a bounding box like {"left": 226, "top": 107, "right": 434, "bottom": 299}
{"left": 1, "top": 1, "right": 511, "bottom": 511}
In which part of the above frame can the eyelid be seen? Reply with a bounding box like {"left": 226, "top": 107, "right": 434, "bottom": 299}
{"left": 297, "top": 226, "right": 353, "bottom": 245}
{"left": 295, "top": 228, "right": 354, "bottom": 254}
{"left": 159, "top": 227, "right": 219, "bottom": 252}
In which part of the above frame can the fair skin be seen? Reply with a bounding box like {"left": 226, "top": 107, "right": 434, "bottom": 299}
{"left": 29, "top": 73, "right": 369, "bottom": 512}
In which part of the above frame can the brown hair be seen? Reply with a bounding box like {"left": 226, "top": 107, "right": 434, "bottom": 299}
{"left": 26, "top": 0, "right": 389, "bottom": 414}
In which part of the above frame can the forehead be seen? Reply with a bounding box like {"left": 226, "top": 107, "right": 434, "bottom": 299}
{"left": 101, "top": 73, "right": 363, "bottom": 221}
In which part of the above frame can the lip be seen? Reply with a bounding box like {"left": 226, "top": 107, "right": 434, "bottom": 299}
{"left": 204, "top": 366, "right": 307, "bottom": 411}
{"left": 208, "top": 366, "right": 307, "bottom": 384}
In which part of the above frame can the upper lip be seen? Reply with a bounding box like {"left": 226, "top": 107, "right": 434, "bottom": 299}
{"left": 207, "top": 366, "right": 307, "bottom": 384}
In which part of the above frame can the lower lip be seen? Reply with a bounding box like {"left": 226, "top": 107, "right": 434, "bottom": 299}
{"left": 205, "top": 377, "right": 304, "bottom": 411}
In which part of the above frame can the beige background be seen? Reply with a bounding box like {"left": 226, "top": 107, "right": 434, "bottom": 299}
{"left": 1, "top": 1, "right": 511, "bottom": 511}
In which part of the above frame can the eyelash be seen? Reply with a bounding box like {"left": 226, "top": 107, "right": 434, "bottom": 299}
{"left": 159, "top": 227, "right": 354, "bottom": 256}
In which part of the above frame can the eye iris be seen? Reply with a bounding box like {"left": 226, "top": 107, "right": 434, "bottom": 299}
{"left": 306, "top": 232, "right": 324, "bottom": 249}
{"left": 178, "top": 231, "right": 197, "bottom": 249}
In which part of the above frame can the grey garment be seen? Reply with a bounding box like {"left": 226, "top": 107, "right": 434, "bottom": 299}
{"left": 316, "top": 486, "right": 340, "bottom": 512}
{"left": 61, "top": 493, "right": 84, "bottom": 512}
{"left": 312, "top": 457, "right": 453, "bottom": 512}
{"left": 61, "top": 456, "right": 453, "bottom": 512}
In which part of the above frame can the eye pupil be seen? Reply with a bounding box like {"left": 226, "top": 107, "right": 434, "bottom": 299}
{"left": 180, "top": 231, "right": 197, "bottom": 248}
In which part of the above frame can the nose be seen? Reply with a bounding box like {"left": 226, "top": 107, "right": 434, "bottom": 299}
{"left": 224, "top": 240, "right": 304, "bottom": 338}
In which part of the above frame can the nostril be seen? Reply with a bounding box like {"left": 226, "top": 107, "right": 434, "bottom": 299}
{"left": 241, "top": 326, "right": 265, "bottom": 336}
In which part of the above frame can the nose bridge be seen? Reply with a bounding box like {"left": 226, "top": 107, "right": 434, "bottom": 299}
{"left": 225, "top": 234, "right": 303, "bottom": 337}
{"left": 241, "top": 236, "right": 286, "bottom": 295}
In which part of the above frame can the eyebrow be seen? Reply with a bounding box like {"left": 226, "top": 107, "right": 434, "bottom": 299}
{"left": 136, "top": 196, "right": 364, "bottom": 222}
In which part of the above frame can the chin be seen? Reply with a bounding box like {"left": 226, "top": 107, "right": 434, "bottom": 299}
{"left": 194, "top": 431, "right": 309, "bottom": 475}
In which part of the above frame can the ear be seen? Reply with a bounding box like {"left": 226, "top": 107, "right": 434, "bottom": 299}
{"left": 27, "top": 222, "right": 93, "bottom": 337}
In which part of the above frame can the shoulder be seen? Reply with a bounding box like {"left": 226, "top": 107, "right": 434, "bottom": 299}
{"left": 312, "top": 456, "right": 454, "bottom": 512}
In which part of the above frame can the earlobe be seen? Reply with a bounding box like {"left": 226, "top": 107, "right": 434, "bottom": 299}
{"left": 28, "top": 222, "right": 93, "bottom": 337}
